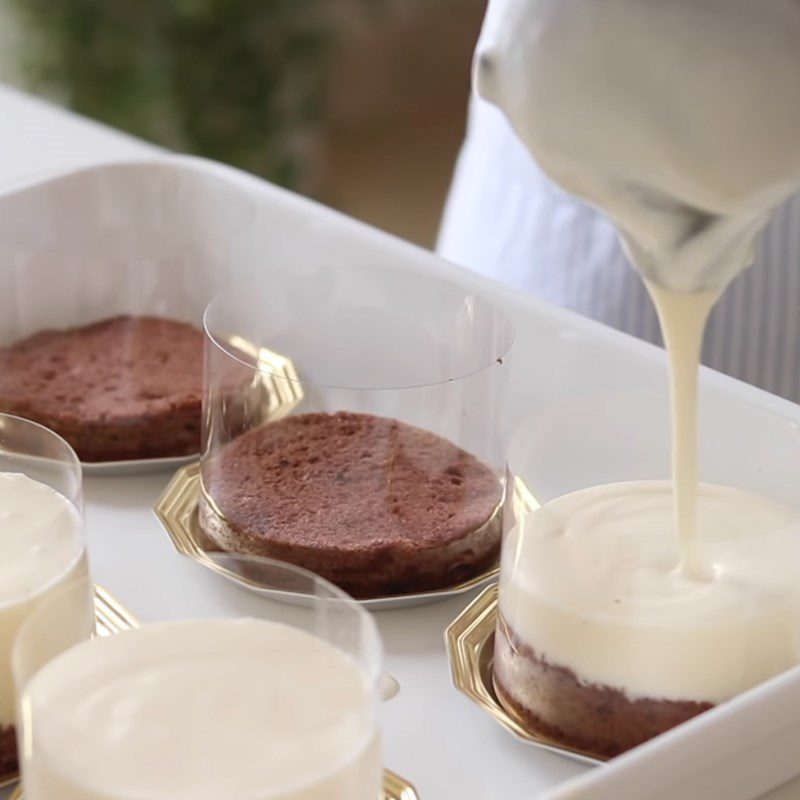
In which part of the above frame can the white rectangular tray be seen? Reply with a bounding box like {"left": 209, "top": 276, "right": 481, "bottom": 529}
{"left": 1, "top": 155, "right": 799, "bottom": 800}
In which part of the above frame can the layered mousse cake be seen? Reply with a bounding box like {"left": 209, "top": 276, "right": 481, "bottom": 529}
{"left": 20, "top": 619, "right": 380, "bottom": 800}
{"left": 0, "top": 472, "right": 94, "bottom": 775}
{"left": 0, "top": 315, "right": 203, "bottom": 461}
{"left": 494, "top": 481, "right": 800, "bottom": 757}
{"left": 200, "top": 411, "right": 504, "bottom": 597}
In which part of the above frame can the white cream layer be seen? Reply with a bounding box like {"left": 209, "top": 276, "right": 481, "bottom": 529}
{"left": 475, "top": 0, "right": 800, "bottom": 294}
{"left": 0, "top": 472, "right": 91, "bottom": 726}
{"left": 21, "top": 618, "right": 380, "bottom": 800}
{"left": 500, "top": 481, "right": 800, "bottom": 702}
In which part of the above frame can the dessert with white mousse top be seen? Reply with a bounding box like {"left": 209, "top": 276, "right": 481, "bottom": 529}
{"left": 0, "top": 471, "right": 93, "bottom": 774}
{"left": 18, "top": 618, "right": 381, "bottom": 800}
{"left": 477, "top": 0, "right": 800, "bottom": 754}
{"left": 495, "top": 481, "right": 800, "bottom": 755}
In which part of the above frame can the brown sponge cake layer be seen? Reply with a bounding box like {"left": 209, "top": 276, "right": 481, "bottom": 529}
{"left": 0, "top": 316, "right": 203, "bottom": 462}
{"left": 0, "top": 724, "right": 16, "bottom": 779}
{"left": 201, "top": 411, "right": 504, "bottom": 597}
{"left": 493, "top": 615, "right": 713, "bottom": 758}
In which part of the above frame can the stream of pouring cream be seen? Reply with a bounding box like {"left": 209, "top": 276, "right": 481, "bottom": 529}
{"left": 645, "top": 283, "right": 719, "bottom": 577}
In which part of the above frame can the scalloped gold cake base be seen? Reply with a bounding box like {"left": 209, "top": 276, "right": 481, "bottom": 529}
{"left": 445, "top": 583, "right": 604, "bottom": 766}
{"left": 154, "top": 462, "right": 500, "bottom": 609}
{"left": 383, "top": 769, "right": 420, "bottom": 800}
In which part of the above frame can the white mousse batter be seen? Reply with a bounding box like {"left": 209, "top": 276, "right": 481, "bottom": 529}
{"left": 500, "top": 481, "right": 800, "bottom": 702}
{"left": 20, "top": 618, "right": 381, "bottom": 800}
{"left": 0, "top": 472, "right": 92, "bottom": 728}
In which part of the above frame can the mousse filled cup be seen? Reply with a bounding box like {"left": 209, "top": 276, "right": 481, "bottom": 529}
{"left": 0, "top": 413, "right": 93, "bottom": 776}
{"left": 14, "top": 554, "right": 384, "bottom": 800}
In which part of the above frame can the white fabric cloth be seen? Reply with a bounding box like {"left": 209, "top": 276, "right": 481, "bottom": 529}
{"left": 438, "top": 96, "right": 800, "bottom": 402}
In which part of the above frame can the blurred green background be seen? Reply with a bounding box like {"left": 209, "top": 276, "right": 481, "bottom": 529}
{"left": 1, "top": 0, "right": 485, "bottom": 244}
{"left": 9, "top": 0, "right": 334, "bottom": 192}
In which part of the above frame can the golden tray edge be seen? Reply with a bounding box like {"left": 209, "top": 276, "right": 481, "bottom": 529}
{"left": 383, "top": 769, "right": 420, "bottom": 800}
{"left": 154, "top": 462, "right": 500, "bottom": 605}
{"left": 444, "top": 583, "right": 604, "bottom": 767}
{"left": 3, "top": 587, "right": 418, "bottom": 800}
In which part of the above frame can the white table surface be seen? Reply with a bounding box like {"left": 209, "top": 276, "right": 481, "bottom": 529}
{"left": 1, "top": 84, "right": 799, "bottom": 800}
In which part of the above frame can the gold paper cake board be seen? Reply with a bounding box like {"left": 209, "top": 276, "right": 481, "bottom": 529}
{"left": 223, "top": 335, "right": 305, "bottom": 423}
{"left": 445, "top": 583, "right": 603, "bottom": 766}
{"left": 383, "top": 769, "right": 420, "bottom": 800}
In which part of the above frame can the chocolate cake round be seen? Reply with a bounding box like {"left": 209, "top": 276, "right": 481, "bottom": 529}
{"left": 0, "top": 316, "right": 203, "bottom": 461}
{"left": 201, "top": 411, "right": 504, "bottom": 597}
{"left": 493, "top": 618, "right": 712, "bottom": 759}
